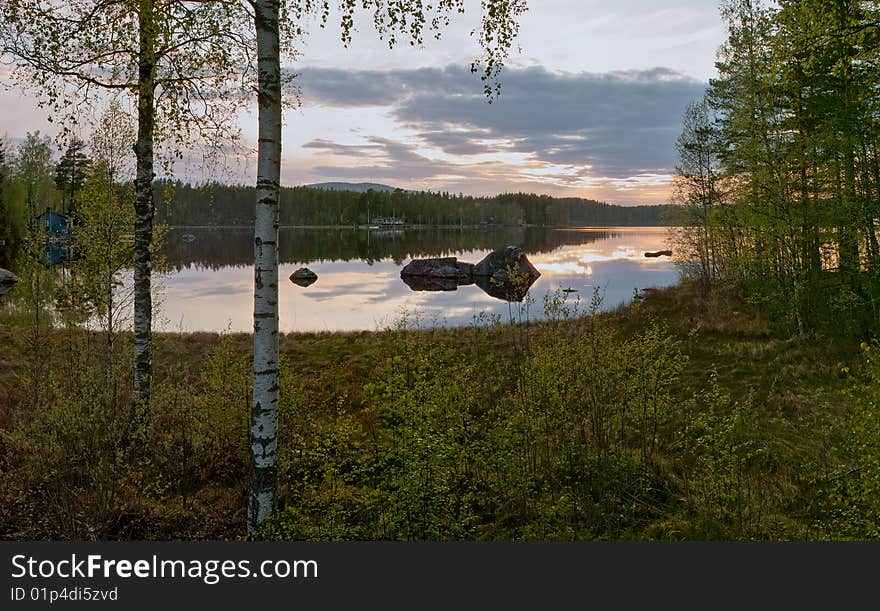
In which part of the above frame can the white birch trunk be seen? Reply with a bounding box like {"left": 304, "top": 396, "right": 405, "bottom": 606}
{"left": 248, "top": 0, "right": 282, "bottom": 538}
{"left": 133, "top": 1, "right": 156, "bottom": 412}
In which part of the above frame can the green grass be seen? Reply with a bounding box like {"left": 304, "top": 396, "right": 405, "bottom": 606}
{"left": 0, "top": 280, "right": 869, "bottom": 540}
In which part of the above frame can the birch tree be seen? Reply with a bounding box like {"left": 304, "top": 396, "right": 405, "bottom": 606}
{"left": 2, "top": 0, "right": 255, "bottom": 410}
{"left": 248, "top": 0, "right": 284, "bottom": 535}
{"left": 246, "top": 0, "right": 528, "bottom": 537}
{"left": 14, "top": 131, "right": 54, "bottom": 223}
{"left": 79, "top": 103, "right": 137, "bottom": 373}
{"left": 0, "top": 138, "right": 7, "bottom": 245}
{"left": 673, "top": 97, "right": 724, "bottom": 288}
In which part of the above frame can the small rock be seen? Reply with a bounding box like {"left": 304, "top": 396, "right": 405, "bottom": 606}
{"left": 636, "top": 287, "right": 661, "bottom": 301}
{"left": 0, "top": 268, "right": 19, "bottom": 286}
{"left": 290, "top": 267, "right": 318, "bottom": 287}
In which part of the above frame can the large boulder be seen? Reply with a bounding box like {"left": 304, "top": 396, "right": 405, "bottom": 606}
{"left": 290, "top": 267, "right": 318, "bottom": 287}
{"left": 473, "top": 246, "right": 541, "bottom": 283}
{"left": 400, "top": 257, "right": 474, "bottom": 283}
{"left": 400, "top": 247, "right": 541, "bottom": 302}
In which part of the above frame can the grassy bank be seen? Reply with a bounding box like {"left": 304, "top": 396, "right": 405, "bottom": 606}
{"left": 0, "top": 281, "right": 876, "bottom": 540}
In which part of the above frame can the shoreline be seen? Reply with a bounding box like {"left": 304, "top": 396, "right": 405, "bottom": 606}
{"left": 165, "top": 223, "right": 675, "bottom": 230}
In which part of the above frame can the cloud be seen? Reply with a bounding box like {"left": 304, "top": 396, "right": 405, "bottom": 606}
{"left": 302, "top": 138, "right": 386, "bottom": 158}
{"left": 302, "top": 135, "right": 518, "bottom": 186}
{"left": 293, "top": 66, "right": 473, "bottom": 108}
{"left": 295, "top": 64, "right": 706, "bottom": 182}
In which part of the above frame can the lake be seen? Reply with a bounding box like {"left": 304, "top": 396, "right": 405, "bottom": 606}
{"left": 1, "top": 226, "right": 678, "bottom": 332}
{"left": 151, "top": 226, "right": 678, "bottom": 333}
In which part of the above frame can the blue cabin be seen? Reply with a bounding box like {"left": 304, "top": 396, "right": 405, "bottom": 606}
{"left": 35, "top": 207, "right": 71, "bottom": 235}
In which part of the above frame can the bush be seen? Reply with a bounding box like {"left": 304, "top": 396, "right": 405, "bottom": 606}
{"left": 811, "top": 342, "right": 880, "bottom": 540}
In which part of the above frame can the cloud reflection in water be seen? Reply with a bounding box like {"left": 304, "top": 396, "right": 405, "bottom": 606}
{"left": 154, "top": 228, "right": 677, "bottom": 332}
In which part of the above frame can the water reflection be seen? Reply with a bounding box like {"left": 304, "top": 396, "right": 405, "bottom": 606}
{"left": 42, "top": 243, "right": 70, "bottom": 268}
{"left": 0, "top": 227, "right": 677, "bottom": 332}
{"left": 153, "top": 227, "right": 676, "bottom": 332}
{"left": 400, "top": 247, "right": 542, "bottom": 302}
{"left": 162, "top": 226, "right": 617, "bottom": 270}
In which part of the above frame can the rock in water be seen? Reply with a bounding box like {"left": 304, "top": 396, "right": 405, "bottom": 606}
{"left": 290, "top": 267, "right": 318, "bottom": 287}
{"left": 401, "top": 246, "right": 541, "bottom": 302}
{"left": 0, "top": 268, "right": 18, "bottom": 296}
{"left": 0, "top": 268, "right": 19, "bottom": 286}
{"left": 400, "top": 275, "right": 459, "bottom": 292}
{"left": 473, "top": 273, "right": 537, "bottom": 302}
{"left": 474, "top": 246, "right": 541, "bottom": 282}
{"left": 644, "top": 250, "right": 673, "bottom": 258}
{"left": 400, "top": 257, "right": 474, "bottom": 282}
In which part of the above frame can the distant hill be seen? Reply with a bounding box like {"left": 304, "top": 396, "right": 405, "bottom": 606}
{"left": 306, "top": 182, "right": 398, "bottom": 193}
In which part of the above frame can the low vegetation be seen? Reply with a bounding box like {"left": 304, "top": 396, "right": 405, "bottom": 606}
{"left": 0, "top": 279, "right": 872, "bottom": 540}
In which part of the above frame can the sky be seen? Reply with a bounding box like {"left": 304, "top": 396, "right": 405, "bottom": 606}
{"left": 0, "top": 1, "right": 727, "bottom": 205}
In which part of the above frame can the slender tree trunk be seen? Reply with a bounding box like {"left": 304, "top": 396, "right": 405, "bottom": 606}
{"left": 861, "top": 141, "right": 879, "bottom": 272}
{"left": 836, "top": 11, "right": 860, "bottom": 284}
{"left": 26, "top": 185, "right": 34, "bottom": 226}
{"left": 248, "top": 0, "right": 282, "bottom": 538}
{"left": 106, "top": 261, "right": 115, "bottom": 375}
{"left": 132, "top": 1, "right": 156, "bottom": 413}
{"left": 106, "top": 182, "right": 116, "bottom": 375}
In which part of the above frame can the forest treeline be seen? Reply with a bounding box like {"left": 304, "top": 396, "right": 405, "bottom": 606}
{"left": 154, "top": 181, "right": 673, "bottom": 227}
{"left": 0, "top": 133, "right": 670, "bottom": 268}
{"left": 674, "top": 0, "right": 880, "bottom": 337}
{"left": 0, "top": 139, "right": 670, "bottom": 245}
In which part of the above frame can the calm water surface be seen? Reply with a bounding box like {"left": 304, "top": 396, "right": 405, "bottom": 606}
{"left": 151, "top": 226, "right": 678, "bottom": 332}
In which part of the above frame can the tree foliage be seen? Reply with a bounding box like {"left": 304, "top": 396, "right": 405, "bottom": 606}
{"left": 152, "top": 181, "right": 671, "bottom": 227}
{"left": 14, "top": 131, "right": 54, "bottom": 223}
{"left": 2, "top": 0, "right": 258, "bottom": 408}
{"left": 54, "top": 137, "right": 92, "bottom": 218}
{"left": 673, "top": 0, "right": 880, "bottom": 337}
{"left": 65, "top": 105, "right": 138, "bottom": 364}
{"left": 284, "top": 0, "right": 526, "bottom": 98}
{"left": 0, "top": 137, "right": 10, "bottom": 247}
{"left": 1, "top": 0, "right": 255, "bottom": 151}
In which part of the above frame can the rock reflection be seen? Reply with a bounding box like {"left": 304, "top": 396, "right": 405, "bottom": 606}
{"left": 400, "top": 246, "right": 541, "bottom": 303}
